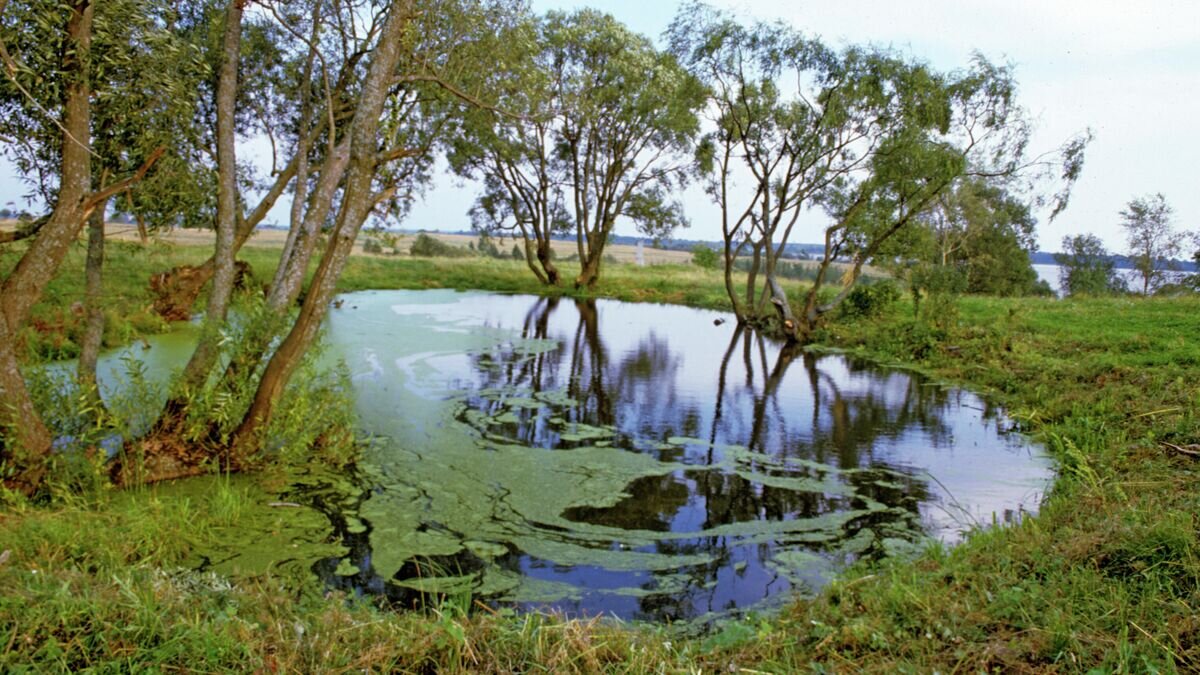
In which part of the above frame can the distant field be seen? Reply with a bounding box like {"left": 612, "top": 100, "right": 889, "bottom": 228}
{"left": 2, "top": 218, "right": 875, "bottom": 278}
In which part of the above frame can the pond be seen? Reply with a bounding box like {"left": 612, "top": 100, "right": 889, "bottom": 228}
{"left": 81, "top": 289, "right": 1053, "bottom": 625}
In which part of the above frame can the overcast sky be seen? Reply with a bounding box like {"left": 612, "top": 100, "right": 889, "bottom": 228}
{"left": 3, "top": 0, "right": 1196, "bottom": 253}
{"left": 522, "top": 0, "right": 1200, "bottom": 252}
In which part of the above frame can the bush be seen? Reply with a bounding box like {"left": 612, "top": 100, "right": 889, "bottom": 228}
{"left": 476, "top": 234, "right": 502, "bottom": 259}
{"left": 511, "top": 244, "right": 523, "bottom": 260}
{"left": 362, "top": 238, "right": 384, "bottom": 254}
{"left": 691, "top": 244, "right": 720, "bottom": 269}
{"left": 409, "top": 233, "right": 472, "bottom": 258}
{"left": 840, "top": 280, "right": 901, "bottom": 318}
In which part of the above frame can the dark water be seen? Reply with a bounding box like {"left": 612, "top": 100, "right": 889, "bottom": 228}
{"left": 306, "top": 290, "right": 1051, "bottom": 624}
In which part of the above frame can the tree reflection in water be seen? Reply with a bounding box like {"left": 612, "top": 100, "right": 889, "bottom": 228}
{"left": 310, "top": 291, "right": 1048, "bottom": 624}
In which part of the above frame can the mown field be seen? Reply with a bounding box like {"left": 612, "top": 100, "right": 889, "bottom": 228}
{"left": 1, "top": 237, "right": 1197, "bottom": 672}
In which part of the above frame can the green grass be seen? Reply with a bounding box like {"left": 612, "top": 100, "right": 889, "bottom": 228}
{"left": 2, "top": 240, "right": 1199, "bottom": 671}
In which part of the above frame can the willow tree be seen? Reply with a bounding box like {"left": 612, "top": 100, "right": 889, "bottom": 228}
{"left": 447, "top": 12, "right": 567, "bottom": 284}
{"left": 217, "top": 0, "right": 522, "bottom": 460}
{"left": 670, "top": 2, "right": 1089, "bottom": 341}
{"left": 880, "top": 178, "right": 1045, "bottom": 302}
{"left": 451, "top": 9, "right": 705, "bottom": 288}
{"left": 0, "top": 0, "right": 196, "bottom": 492}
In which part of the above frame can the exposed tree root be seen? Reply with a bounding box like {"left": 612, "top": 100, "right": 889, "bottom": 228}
{"left": 149, "top": 260, "right": 254, "bottom": 321}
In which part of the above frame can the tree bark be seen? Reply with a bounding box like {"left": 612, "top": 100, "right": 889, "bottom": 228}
{"left": 766, "top": 275, "right": 799, "bottom": 340}
{"left": 268, "top": 138, "right": 349, "bottom": 310}
{"left": 269, "top": 9, "right": 319, "bottom": 300}
{"left": 77, "top": 196, "right": 109, "bottom": 412}
{"left": 230, "top": 1, "right": 414, "bottom": 456}
{"left": 0, "top": 1, "right": 94, "bottom": 493}
{"left": 575, "top": 254, "right": 601, "bottom": 288}
{"left": 535, "top": 239, "right": 559, "bottom": 285}
{"left": 173, "top": 0, "right": 244, "bottom": 394}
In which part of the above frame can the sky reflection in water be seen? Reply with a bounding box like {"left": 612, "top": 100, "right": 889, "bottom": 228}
{"left": 313, "top": 289, "right": 1052, "bottom": 624}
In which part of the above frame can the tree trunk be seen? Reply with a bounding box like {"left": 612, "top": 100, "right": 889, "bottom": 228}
{"left": 125, "top": 188, "right": 149, "bottom": 245}
{"left": 269, "top": 12, "right": 319, "bottom": 300}
{"left": 135, "top": 212, "right": 148, "bottom": 245}
{"left": 148, "top": 149, "right": 300, "bottom": 321}
{"left": 722, "top": 238, "right": 746, "bottom": 322}
{"left": 172, "top": 0, "right": 244, "bottom": 395}
{"left": 0, "top": 1, "right": 94, "bottom": 494}
{"left": 536, "top": 239, "right": 559, "bottom": 285}
{"left": 77, "top": 196, "right": 109, "bottom": 412}
{"left": 230, "top": 1, "right": 413, "bottom": 457}
{"left": 766, "top": 275, "right": 800, "bottom": 342}
{"left": 575, "top": 254, "right": 601, "bottom": 288}
{"left": 0, "top": 319, "right": 53, "bottom": 493}
{"left": 268, "top": 139, "right": 350, "bottom": 310}
{"left": 517, "top": 233, "right": 548, "bottom": 285}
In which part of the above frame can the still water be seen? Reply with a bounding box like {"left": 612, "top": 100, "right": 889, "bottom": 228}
{"left": 79, "top": 289, "right": 1052, "bottom": 624}
{"left": 312, "top": 290, "right": 1050, "bottom": 623}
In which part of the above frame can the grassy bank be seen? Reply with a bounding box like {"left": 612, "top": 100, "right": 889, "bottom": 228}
{"left": 2, "top": 239, "right": 741, "bottom": 360}
{"left": 2, "top": 240, "right": 1198, "bottom": 671}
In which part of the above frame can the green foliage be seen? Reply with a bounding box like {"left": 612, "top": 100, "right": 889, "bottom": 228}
{"left": 0, "top": 0, "right": 209, "bottom": 221}
{"left": 893, "top": 179, "right": 1049, "bottom": 297}
{"left": 263, "top": 356, "right": 358, "bottom": 468}
{"left": 1055, "top": 233, "right": 1126, "bottom": 296}
{"left": 840, "top": 280, "right": 901, "bottom": 319}
{"left": 447, "top": 7, "right": 705, "bottom": 285}
{"left": 362, "top": 238, "right": 385, "bottom": 254}
{"left": 409, "top": 233, "right": 473, "bottom": 258}
{"left": 474, "top": 233, "right": 503, "bottom": 259}
{"left": 690, "top": 244, "right": 719, "bottom": 269}
{"left": 7, "top": 238, "right": 1200, "bottom": 670}
{"left": 0, "top": 240, "right": 173, "bottom": 361}
{"left": 1120, "top": 192, "right": 1187, "bottom": 294}
{"left": 670, "top": 3, "right": 1089, "bottom": 321}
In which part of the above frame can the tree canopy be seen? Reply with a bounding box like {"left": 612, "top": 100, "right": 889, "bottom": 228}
{"left": 1054, "top": 233, "right": 1125, "bottom": 296}
{"left": 449, "top": 8, "right": 705, "bottom": 287}
{"left": 1120, "top": 193, "right": 1185, "bottom": 295}
{"left": 669, "top": 1, "right": 1089, "bottom": 339}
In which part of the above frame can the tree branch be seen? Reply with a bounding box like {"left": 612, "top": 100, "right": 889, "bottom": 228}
{"left": 81, "top": 146, "right": 166, "bottom": 214}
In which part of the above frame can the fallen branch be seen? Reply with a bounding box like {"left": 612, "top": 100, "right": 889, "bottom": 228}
{"left": 1160, "top": 441, "right": 1200, "bottom": 460}
{"left": 0, "top": 216, "right": 48, "bottom": 244}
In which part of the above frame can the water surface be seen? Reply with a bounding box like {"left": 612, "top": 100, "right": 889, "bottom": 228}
{"left": 311, "top": 290, "right": 1051, "bottom": 623}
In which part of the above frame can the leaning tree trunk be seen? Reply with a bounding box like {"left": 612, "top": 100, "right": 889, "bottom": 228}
{"left": 229, "top": 1, "right": 413, "bottom": 458}
{"left": 0, "top": 1, "right": 94, "bottom": 494}
{"left": 215, "top": 138, "right": 350, "bottom": 390}
{"left": 269, "top": 12, "right": 318, "bottom": 300}
{"left": 77, "top": 196, "right": 109, "bottom": 413}
{"left": 170, "top": 0, "right": 244, "bottom": 399}
{"left": 537, "top": 242, "right": 560, "bottom": 285}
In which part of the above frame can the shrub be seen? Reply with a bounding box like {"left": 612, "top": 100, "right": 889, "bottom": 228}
{"left": 691, "top": 244, "right": 720, "bottom": 269}
{"left": 409, "top": 233, "right": 472, "bottom": 258}
{"left": 841, "top": 280, "right": 901, "bottom": 318}
{"left": 476, "top": 234, "right": 502, "bottom": 259}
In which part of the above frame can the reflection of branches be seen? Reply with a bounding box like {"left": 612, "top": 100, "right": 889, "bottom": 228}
{"left": 451, "top": 298, "right": 994, "bottom": 621}
{"left": 746, "top": 339, "right": 798, "bottom": 453}
{"left": 708, "top": 325, "right": 743, "bottom": 449}
{"left": 567, "top": 299, "right": 613, "bottom": 425}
